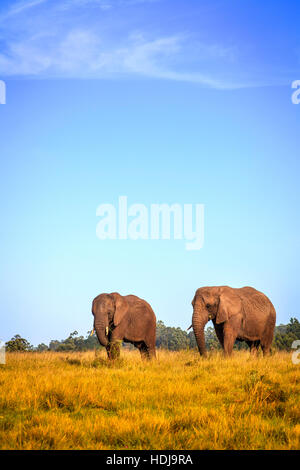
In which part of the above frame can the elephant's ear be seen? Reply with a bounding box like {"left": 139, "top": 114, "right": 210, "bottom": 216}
{"left": 216, "top": 292, "right": 241, "bottom": 324}
{"left": 111, "top": 293, "right": 129, "bottom": 326}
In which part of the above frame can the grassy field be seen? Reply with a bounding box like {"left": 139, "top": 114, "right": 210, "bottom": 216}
{"left": 0, "top": 349, "right": 299, "bottom": 450}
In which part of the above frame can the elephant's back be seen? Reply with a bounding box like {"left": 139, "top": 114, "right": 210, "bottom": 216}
{"left": 238, "top": 286, "right": 273, "bottom": 302}
{"left": 237, "top": 286, "right": 265, "bottom": 297}
{"left": 238, "top": 286, "right": 276, "bottom": 319}
{"left": 125, "top": 295, "right": 156, "bottom": 319}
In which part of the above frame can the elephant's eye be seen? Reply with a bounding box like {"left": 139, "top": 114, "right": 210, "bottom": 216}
{"left": 206, "top": 303, "right": 211, "bottom": 309}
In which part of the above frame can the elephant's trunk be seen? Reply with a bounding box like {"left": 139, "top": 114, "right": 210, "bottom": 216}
{"left": 192, "top": 305, "right": 209, "bottom": 357}
{"left": 94, "top": 317, "right": 109, "bottom": 347}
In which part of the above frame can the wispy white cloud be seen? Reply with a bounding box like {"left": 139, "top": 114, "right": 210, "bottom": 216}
{"left": 0, "top": 29, "right": 243, "bottom": 88}
{"left": 0, "top": 0, "right": 249, "bottom": 88}
{"left": 0, "top": 0, "right": 48, "bottom": 20}
{"left": 120, "top": 36, "right": 242, "bottom": 89}
{"left": 50, "top": 0, "right": 159, "bottom": 12}
{"left": 0, "top": 0, "right": 156, "bottom": 20}
{"left": 57, "top": 0, "right": 113, "bottom": 11}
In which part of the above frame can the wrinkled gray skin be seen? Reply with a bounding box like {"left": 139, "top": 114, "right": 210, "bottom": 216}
{"left": 92, "top": 292, "right": 156, "bottom": 360}
{"left": 191, "top": 286, "right": 276, "bottom": 357}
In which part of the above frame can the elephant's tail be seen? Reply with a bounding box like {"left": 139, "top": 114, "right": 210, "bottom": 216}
{"left": 187, "top": 324, "right": 193, "bottom": 331}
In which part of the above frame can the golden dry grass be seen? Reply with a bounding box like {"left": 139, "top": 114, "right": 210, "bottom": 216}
{"left": 0, "top": 349, "right": 299, "bottom": 449}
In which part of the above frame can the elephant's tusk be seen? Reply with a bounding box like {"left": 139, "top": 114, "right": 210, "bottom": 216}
{"left": 105, "top": 326, "right": 109, "bottom": 336}
{"left": 90, "top": 328, "right": 95, "bottom": 336}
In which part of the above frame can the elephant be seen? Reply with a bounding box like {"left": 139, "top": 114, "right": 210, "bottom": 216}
{"left": 191, "top": 286, "right": 276, "bottom": 357}
{"left": 92, "top": 292, "right": 156, "bottom": 360}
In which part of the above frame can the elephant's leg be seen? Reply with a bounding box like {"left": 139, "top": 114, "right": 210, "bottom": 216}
{"left": 142, "top": 337, "right": 156, "bottom": 360}
{"left": 261, "top": 341, "right": 271, "bottom": 356}
{"left": 247, "top": 340, "right": 260, "bottom": 356}
{"left": 144, "top": 342, "right": 156, "bottom": 360}
{"left": 148, "top": 344, "right": 156, "bottom": 359}
{"left": 136, "top": 342, "right": 150, "bottom": 360}
{"left": 141, "top": 346, "right": 149, "bottom": 360}
{"left": 223, "top": 315, "right": 243, "bottom": 356}
{"left": 146, "top": 332, "right": 156, "bottom": 359}
{"left": 254, "top": 340, "right": 260, "bottom": 354}
{"left": 223, "top": 326, "right": 237, "bottom": 356}
{"left": 213, "top": 323, "right": 224, "bottom": 349}
{"left": 261, "top": 326, "right": 274, "bottom": 356}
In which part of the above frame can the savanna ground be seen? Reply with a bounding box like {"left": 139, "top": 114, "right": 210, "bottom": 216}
{"left": 0, "top": 349, "right": 299, "bottom": 450}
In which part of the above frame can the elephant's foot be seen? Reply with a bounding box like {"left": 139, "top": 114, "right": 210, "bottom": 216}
{"left": 135, "top": 341, "right": 153, "bottom": 360}
{"left": 148, "top": 349, "right": 156, "bottom": 360}
{"left": 248, "top": 340, "right": 260, "bottom": 356}
{"left": 261, "top": 346, "right": 271, "bottom": 356}
{"left": 223, "top": 344, "right": 234, "bottom": 357}
{"left": 139, "top": 348, "right": 149, "bottom": 360}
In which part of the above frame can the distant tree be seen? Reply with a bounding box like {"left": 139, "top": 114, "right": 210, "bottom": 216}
{"left": 274, "top": 318, "right": 300, "bottom": 350}
{"left": 54, "top": 331, "right": 79, "bottom": 351}
{"left": 156, "top": 320, "right": 168, "bottom": 348}
{"left": 5, "top": 335, "right": 33, "bottom": 352}
{"left": 205, "top": 327, "right": 221, "bottom": 351}
{"left": 48, "top": 330, "right": 103, "bottom": 351}
{"left": 36, "top": 343, "right": 48, "bottom": 351}
{"left": 156, "top": 321, "right": 191, "bottom": 350}
{"left": 12, "top": 317, "right": 299, "bottom": 353}
{"left": 84, "top": 331, "right": 102, "bottom": 350}
{"left": 233, "top": 339, "right": 248, "bottom": 350}
{"left": 187, "top": 330, "right": 197, "bottom": 349}
{"left": 287, "top": 317, "right": 300, "bottom": 336}
{"left": 49, "top": 340, "right": 61, "bottom": 351}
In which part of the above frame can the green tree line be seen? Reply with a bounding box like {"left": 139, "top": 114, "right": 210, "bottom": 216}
{"left": 4, "top": 318, "right": 300, "bottom": 352}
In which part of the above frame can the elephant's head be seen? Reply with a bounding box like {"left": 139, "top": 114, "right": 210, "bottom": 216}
{"left": 92, "top": 292, "right": 128, "bottom": 347}
{"left": 192, "top": 286, "right": 241, "bottom": 356}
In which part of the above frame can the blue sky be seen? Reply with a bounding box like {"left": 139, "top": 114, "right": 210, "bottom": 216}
{"left": 0, "top": 0, "right": 299, "bottom": 346}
